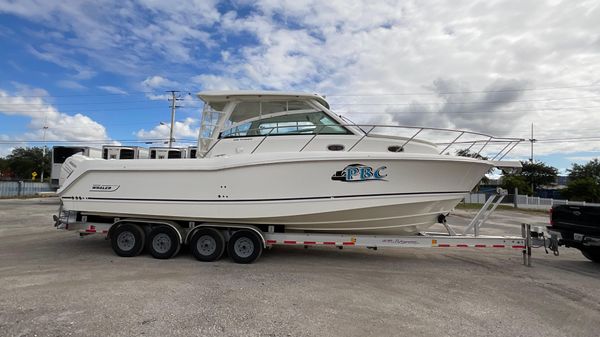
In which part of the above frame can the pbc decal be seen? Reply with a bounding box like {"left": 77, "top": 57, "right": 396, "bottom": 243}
{"left": 90, "top": 184, "right": 120, "bottom": 192}
{"left": 332, "top": 164, "right": 387, "bottom": 182}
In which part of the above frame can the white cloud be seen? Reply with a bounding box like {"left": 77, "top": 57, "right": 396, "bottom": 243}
{"left": 142, "top": 75, "right": 178, "bottom": 89}
{"left": 136, "top": 117, "right": 199, "bottom": 143}
{"left": 2, "top": 0, "right": 600, "bottom": 162}
{"left": 566, "top": 156, "right": 600, "bottom": 163}
{"left": 57, "top": 80, "right": 87, "bottom": 90}
{"left": 98, "top": 85, "right": 128, "bottom": 95}
{"left": 0, "top": 88, "right": 110, "bottom": 143}
{"left": 200, "top": 0, "right": 600, "bottom": 159}
{"left": 1, "top": 0, "right": 220, "bottom": 76}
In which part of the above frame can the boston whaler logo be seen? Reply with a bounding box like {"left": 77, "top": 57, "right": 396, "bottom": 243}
{"left": 331, "top": 164, "right": 387, "bottom": 182}
{"left": 90, "top": 184, "right": 120, "bottom": 192}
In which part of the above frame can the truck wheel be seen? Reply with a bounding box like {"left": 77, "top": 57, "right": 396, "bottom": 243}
{"left": 227, "top": 230, "right": 263, "bottom": 264}
{"left": 190, "top": 228, "right": 225, "bottom": 262}
{"left": 111, "top": 224, "right": 145, "bottom": 257}
{"left": 581, "top": 248, "right": 600, "bottom": 263}
{"left": 147, "top": 226, "right": 181, "bottom": 259}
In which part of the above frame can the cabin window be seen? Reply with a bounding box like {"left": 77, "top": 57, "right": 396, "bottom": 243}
{"left": 102, "top": 149, "right": 108, "bottom": 159}
{"left": 120, "top": 149, "right": 135, "bottom": 159}
{"left": 53, "top": 147, "right": 86, "bottom": 164}
{"left": 150, "top": 150, "right": 156, "bottom": 159}
{"left": 168, "top": 150, "right": 182, "bottom": 159}
{"left": 221, "top": 111, "right": 350, "bottom": 138}
{"left": 189, "top": 149, "right": 197, "bottom": 158}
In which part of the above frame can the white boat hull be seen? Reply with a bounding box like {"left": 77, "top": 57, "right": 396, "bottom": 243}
{"left": 59, "top": 152, "right": 492, "bottom": 235}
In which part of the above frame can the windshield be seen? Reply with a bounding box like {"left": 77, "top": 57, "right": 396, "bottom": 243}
{"left": 221, "top": 111, "right": 349, "bottom": 138}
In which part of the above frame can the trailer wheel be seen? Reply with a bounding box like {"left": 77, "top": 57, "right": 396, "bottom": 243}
{"left": 147, "top": 226, "right": 181, "bottom": 259}
{"left": 190, "top": 228, "right": 225, "bottom": 262}
{"left": 227, "top": 230, "right": 263, "bottom": 264}
{"left": 111, "top": 224, "right": 145, "bottom": 257}
{"left": 581, "top": 248, "right": 600, "bottom": 263}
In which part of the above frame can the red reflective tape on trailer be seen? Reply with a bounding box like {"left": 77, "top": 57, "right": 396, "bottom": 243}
{"left": 323, "top": 242, "right": 336, "bottom": 245}
{"left": 266, "top": 240, "right": 277, "bottom": 244}
{"left": 512, "top": 245, "right": 526, "bottom": 249}
{"left": 102, "top": 230, "right": 108, "bottom": 234}
{"left": 492, "top": 244, "right": 505, "bottom": 248}
{"left": 303, "top": 241, "right": 316, "bottom": 245}
{"left": 438, "top": 244, "right": 451, "bottom": 247}
{"left": 283, "top": 240, "right": 297, "bottom": 244}
{"left": 342, "top": 242, "right": 355, "bottom": 246}
{"left": 457, "top": 244, "right": 468, "bottom": 248}
{"left": 85, "top": 229, "right": 96, "bottom": 233}
{"left": 475, "top": 244, "right": 486, "bottom": 248}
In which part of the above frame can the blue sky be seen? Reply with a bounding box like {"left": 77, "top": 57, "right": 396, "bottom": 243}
{"left": 1, "top": 0, "right": 599, "bottom": 173}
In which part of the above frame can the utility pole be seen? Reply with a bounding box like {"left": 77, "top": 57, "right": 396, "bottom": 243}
{"left": 529, "top": 123, "right": 536, "bottom": 195}
{"left": 166, "top": 91, "right": 182, "bottom": 148}
{"left": 529, "top": 123, "right": 536, "bottom": 163}
{"left": 40, "top": 121, "right": 49, "bottom": 182}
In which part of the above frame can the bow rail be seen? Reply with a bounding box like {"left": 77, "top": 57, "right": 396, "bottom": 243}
{"left": 206, "top": 123, "right": 524, "bottom": 161}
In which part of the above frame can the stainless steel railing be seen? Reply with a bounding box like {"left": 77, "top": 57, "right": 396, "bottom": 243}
{"left": 205, "top": 123, "right": 524, "bottom": 160}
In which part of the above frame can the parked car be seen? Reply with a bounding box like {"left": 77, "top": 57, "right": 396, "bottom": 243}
{"left": 548, "top": 205, "right": 600, "bottom": 262}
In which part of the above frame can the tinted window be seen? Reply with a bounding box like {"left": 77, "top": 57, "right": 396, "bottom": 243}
{"left": 221, "top": 112, "right": 349, "bottom": 138}
{"left": 168, "top": 150, "right": 182, "bottom": 159}
{"left": 120, "top": 149, "right": 135, "bottom": 159}
{"left": 53, "top": 147, "right": 85, "bottom": 163}
{"left": 150, "top": 150, "right": 156, "bottom": 159}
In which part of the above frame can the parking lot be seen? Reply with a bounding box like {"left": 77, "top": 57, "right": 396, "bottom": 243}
{"left": 1, "top": 198, "right": 599, "bottom": 337}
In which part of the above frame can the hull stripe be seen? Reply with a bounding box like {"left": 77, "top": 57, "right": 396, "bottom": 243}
{"left": 63, "top": 190, "right": 469, "bottom": 203}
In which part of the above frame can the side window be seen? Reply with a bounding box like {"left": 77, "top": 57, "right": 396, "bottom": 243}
{"left": 220, "top": 111, "right": 349, "bottom": 138}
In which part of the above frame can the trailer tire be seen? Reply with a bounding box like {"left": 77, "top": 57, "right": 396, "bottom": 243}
{"left": 227, "top": 230, "right": 262, "bottom": 264}
{"left": 147, "top": 226, "right": 181, "bottom": 259}
{"left": 111, "top": 224, "right": 145, "bottom": 257}
{"left": 190, "top": 228, "right": 225, "bottom": 262}
{"left": 581, "top": 248, "right": 600, "bottom": 263}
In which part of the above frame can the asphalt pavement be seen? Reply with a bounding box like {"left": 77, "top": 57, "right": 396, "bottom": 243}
{"left": 0, "top": 198, "right": 599, "bottom": 337}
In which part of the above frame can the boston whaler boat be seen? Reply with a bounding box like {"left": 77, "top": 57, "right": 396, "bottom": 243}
{"left": 55, "top": 91, "right": 523, "bottom": 263}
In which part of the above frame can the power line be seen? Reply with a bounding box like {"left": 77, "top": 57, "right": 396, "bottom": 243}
{"left": 339, "top": 105, "right": 600, "bottom": 114}
{"left": 0, "top": 99, "right": 166, "bottom": 106}
{"left": 325, "top": 84, "right": 600, "bottom": 97}
{"left": 6, "top": 104, "right": 598, "bottom": 115}
{"left": 2, "top": 83, "right": 599, "bottom": 99}
{"left": 0, "top": 91, "right": 162, "bottom": 98}
{"left": 3, "top": 94, "right": 600, "bottom": 107}
{"left": 328, "top": 95, "right": 600, "bottom": 106}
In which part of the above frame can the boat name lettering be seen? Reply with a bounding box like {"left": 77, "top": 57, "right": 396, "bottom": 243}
{"left": 331, "top": 164, "right": 387, "bottom": 182}
{"left": 90, "top": 184, "right": 120, "bottom": 192}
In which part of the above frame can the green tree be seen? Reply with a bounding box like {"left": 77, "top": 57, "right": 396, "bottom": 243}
{"left": 0, "top": 157, "right": 12, "bottom": 179}
{"left": 568, "top": 159, "right": 600, "bottom": 183}
{"left": 500, "top": 175, "right": 532, "bottom": 195}
{"left": 520, "top": 161, "right": 559, "bottom": 191}
{"left": 563, "top": 159, "right": 600, "bottom": 202}
{"left": 6, "top": 147, "right": 51, "bottom": 180}
{"left": 562, "top": 177, "right": 600, "bottom": 202}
